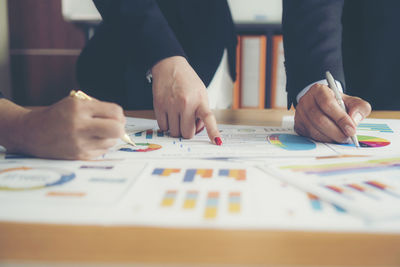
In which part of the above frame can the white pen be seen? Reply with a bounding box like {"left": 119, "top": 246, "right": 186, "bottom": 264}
{"left": 70, "top": 90, "right": 136, "bottom": 146}
{"left": 325, "top": 71, "right": 360, "bottom": 147}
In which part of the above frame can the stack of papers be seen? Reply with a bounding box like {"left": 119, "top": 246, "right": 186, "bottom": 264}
{"left": 1, "top": 117, "right": 400, "bottom": 233}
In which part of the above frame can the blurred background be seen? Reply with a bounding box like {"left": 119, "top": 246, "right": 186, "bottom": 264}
{"left": 0, "top": 0, "right": 284, "bottom": 107}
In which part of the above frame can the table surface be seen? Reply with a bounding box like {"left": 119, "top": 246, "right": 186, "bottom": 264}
{"left": 1, "top": 109, "right": 400, "bottom": 266}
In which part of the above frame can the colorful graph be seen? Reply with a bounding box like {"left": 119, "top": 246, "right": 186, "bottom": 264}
{"left": 346, "top": 183, "right": 378, "bottom": 200}
{"left": 135, "top": 129, "right": 164, "bottom": 139}
{"left": 161, "top": 190, "right": 177, "bottom": 207}
{"left": 338, "top": 135, "right": 390, "bottom": 148}
{"left": 307, "top": 193, "right": 322, "bottom": 211}
{"left": 118, "top": 143, "right": 162, "bottom": 152}
{"left": 281, "top": 157, "right": 400, "bottom": 177}
{"left": 183, "top": 169, "right": 213, "bottom": 182}
{"left": 152, "top": 168, "right": 181, "bottom": 176}
{"left": 0, "top": 167, "right": 75, "bottom": 191}
{"left": 228, "top": 192, "right": 241, "bottom": 213}
{"left": 307, "top": 193, "right": 346, "bottom": 212}
{"left": 268, "top": 134, "right": 316, "bottom": 151}
{"left": 325, "top": 185, "right": 345, "bottom": 195}
{"left": 357, "top": 123, "right": 393, "bottom": 133}
{"left": 204, "top": 192, "right": 219, "bottom": 219}
{"left": 219, "top": 169, "right": 246, "bottom": 181}
{"left": 365, "top": 181, "right": 400, "bottom": 198}
{"left": 183, "top": 190, "right": 198, "bottom": 209}
{"left": 322, "top": 180, "right": 400, "bottom": 201}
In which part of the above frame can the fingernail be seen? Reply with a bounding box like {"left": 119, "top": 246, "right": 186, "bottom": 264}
{"left": 345, "top": 125, "right": 355, "bottom": 136}
{"left": 214, "top": 137, "right": 222, "bottom": 146}
{"left": 195, "top": 126, "right": 205, "bottom": 134}
{"left": 353, "top": 112, "right": 363, "bottom": 125}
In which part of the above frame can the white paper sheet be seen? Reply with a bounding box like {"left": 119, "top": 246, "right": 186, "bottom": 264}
{"left": 0, "top": 117, "right": 400, "bottom": 232}
{"left": 0, "top": 159, "right": 146, "bottom": 224}
{"left": 103, "top": 118, "right": 337, "bottom": 160}
{"left": 263, "top": 156, "right": 400, "bottom": 221}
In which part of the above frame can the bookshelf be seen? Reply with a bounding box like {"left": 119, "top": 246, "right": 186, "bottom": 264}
{"left": 235, "top": 23, "right": 283, "bottom": 109}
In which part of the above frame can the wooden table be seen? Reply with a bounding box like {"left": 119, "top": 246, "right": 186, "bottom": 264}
{"left": 1, "top": 109, "right": 400, "bottom": 266}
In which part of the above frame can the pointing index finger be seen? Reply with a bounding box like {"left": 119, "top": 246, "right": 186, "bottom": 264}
{"left": 196, "top": 104, "right": 222, "bottom": 145}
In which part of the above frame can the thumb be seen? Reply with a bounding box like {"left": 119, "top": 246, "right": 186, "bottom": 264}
{"left": 343, "top": 94, "right": 372, "bottom": 125}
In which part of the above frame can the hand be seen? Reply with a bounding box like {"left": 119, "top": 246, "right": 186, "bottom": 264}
{"left": 151, "top": 56, "right": 221, "bottom": 144}
{"left": 294, "top": 83, "right": 371, "bottom": 143}
{"left": 5, "top": 97, "right": 125, "bottom": 160}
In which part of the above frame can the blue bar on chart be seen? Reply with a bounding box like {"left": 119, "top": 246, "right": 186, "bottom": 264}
{"left": 146, "top": 130, "right": 153, "bottom": 139}
{"left": 157, "top": 130, "right": 164, "bottom": 137}
{"left": 152, "top": 168, "right": 181, "bottom": 177}
{"left": 307, "top": 193, "right": 322, "bottom": 211}
{"left": 134, "top": 129, "right": 157, "bottom": 139}
{"left": 183, "top": 169, "right": 213, "bottom": 182}
{"left": 357, "top": 123, "right": 393, "bottom": 133}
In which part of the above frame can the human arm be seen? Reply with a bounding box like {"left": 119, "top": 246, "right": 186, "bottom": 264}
{"left": 92, "top": 0, "right": 221, "bottom": 143}
{"left": 282, "top": 0, "right": 371, "bottom": 142}
{"left": 0, "top": 96, "right": 125, "bottom": 160}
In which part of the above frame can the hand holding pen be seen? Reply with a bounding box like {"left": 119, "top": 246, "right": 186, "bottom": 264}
{"left": 70, "top": 90, "right": 136, "bottom": 146}
{"left": 325, "top": 71, "right": 359, "bottom": 147}
{"left": 293, "top": 73, "right": 371, "bottom": 144}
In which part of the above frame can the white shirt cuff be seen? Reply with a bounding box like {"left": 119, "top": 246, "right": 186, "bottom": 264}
{"left": 296, "top": 79, "right": 344, "bottom": 103}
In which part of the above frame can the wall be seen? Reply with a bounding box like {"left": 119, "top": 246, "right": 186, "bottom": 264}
{"left": 8, "top": 0, "right": 86, "bottom": 105}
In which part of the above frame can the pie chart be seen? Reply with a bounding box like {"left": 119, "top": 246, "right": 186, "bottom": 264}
{"left": 339, "top": 135, "right": 390, "bottom": 148}
{"left": 268, "top": 134, "right": 316, "bottom": 151}
{"left": 118, "top": 143, "right": 162, "bottom": 152}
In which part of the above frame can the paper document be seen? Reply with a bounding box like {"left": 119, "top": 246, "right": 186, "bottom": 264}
{"left": 264, "top": 156, "right": 400, "bottom": 221}
{"left": 1, "top": 117, "right": 400, "bottom": 231}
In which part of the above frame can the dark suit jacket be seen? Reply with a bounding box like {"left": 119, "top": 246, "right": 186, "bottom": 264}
{"left": 0, "top": 91, "right": 3, "bottom": 98}
{"left": 77, "top": 0, "right": 237, "bottom": 110}
{"left": 283, "top": 0, "right": 400, "bottom": 110}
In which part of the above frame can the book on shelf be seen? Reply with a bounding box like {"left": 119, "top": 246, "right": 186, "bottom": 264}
{"left": 233, "top": 35, "right": 267, "bottom": 109}
{"left": 270, "top": 35, "right": 287, "bottom": 109}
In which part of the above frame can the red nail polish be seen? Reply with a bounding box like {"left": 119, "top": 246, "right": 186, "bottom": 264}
{"left": 214, "top": 137, "right": 222, "bottom": 146}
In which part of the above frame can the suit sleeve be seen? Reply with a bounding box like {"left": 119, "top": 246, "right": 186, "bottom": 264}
{"left": 0, "top": 91, "right": 3, "bottom": 98}
{"left": 93, "top": 0, "right": 186, "bottom": 74}
{"left": 282, "top": 0, "right": 345, "bottom": 108}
